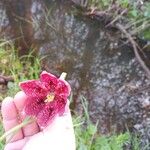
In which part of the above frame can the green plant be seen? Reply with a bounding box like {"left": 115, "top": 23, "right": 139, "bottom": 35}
{"left": 0, "top": 40, "right": 42, "bottom": 149}
{"left": 0, "top": 123, "right": 4, "bottom": 150}
{"left": 0, "top": 40, "right": 41, "bottom": 99}
{"left": 73, "top": 97, "right": 135, "bottom": 150}
{"left": 87, "top": 0, "right": 150, "bottom": 40}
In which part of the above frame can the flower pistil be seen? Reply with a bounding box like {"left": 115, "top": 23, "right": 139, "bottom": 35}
{"left": 44, "top": 93, "right": 55, "bottom": 103}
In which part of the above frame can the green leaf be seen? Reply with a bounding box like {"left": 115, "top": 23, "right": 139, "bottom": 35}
{"left": 130, "top": 9, "right": 138, "bottom": 17}
{"left": 95, "top": 136, "right": 111, "bottom": 150}
{"left": 141, "top": 29, "right": 150, "bottom": 40}
{"left": 87, "top": 124, "right": 97, "bottom": 135}
{"left": 119, "top": 0, "right": 129, "bottom": 8}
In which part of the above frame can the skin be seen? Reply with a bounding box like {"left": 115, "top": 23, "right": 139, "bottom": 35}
{"left": 2, "top": 91, "right": 76, "bottom": 150}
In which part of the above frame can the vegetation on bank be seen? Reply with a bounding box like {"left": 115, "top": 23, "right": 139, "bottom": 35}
{"left": 0, "top": 41, "right": 143, "bottom": 150}
{"left": 80, "top": 0, "right": 150, "bottom": 40}
{"left": 73, "top": 0, "right": 150, "bottom": 80}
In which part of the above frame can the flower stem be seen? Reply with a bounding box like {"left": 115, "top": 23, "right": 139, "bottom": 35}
{"left": 59, "top": 72, "right": 67, "bottom": 80}
{"left": 0, "top": 117, "right": 34, "bottom": 142}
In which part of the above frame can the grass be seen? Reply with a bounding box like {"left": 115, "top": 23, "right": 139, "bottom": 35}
{"left": 73, "top": 97, "right": 142, "bottom": 150}
{"left": 0, "top": 124, "right": 4, "bottom": 150}
{"left": 0, "top": 40, "right": 141, "bottom": 150}
{"left": 84, "top": 0, "right": 150, "bottom": 40}
{"left": 0, "top": 40, "right": 41, "bottom": 99}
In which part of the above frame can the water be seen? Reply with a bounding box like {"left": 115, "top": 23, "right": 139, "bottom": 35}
{"left": 0, "top": 0, "right": 150, "bottom": 138}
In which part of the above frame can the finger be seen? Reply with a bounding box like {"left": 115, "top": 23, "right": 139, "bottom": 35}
{"left": 64, "top": 99, "right": 71, "bottom": 114}
{"left": 13, "top": 91, "right": 27, "bottom": 114}
{"left": 57, "top": 102, "right": 74, "bottom": 131}
{"left": 14, "top": 91, "right": 40, "bottom": 136}
{"left": 2, "top": 97, "right": 23, "bottom": 142}
{"left": 4, "top": 137, "right": 29, "bottom": 150}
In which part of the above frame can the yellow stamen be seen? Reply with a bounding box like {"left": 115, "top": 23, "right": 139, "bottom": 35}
{"left": 45, "top": 93, "right": 55, "bottom": 103}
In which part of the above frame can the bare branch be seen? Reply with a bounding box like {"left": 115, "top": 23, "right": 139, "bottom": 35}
{"left": 0, "top": 75, "right": 14, "bottom": 84}
{"left": 116, "top": 23, "right": 150, "bottom": 79}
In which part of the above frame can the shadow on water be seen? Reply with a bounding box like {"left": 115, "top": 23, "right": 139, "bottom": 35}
{"left": 0, "top": 0, "right": 150, "bottom": 134}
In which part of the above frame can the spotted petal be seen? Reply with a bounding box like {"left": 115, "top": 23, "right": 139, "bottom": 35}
{"left": 56, "top": 79, "right": 71, "bottom": 96}
{"left": 24, "top": 97, "right": 45, "bottom": 116}
{"left": 37, "top": 104, "right": 57, "bottom": 127}
{"left": 54, "top": 95, "right": 67, "bottom": 115}
{"left": 40, "top": 71, "right": 58, "bottom": 92}
{"left": 20, "top": 80, "right": 48, "bottom": 99}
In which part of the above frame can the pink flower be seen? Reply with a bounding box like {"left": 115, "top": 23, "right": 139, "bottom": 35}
{"left": 19, "top": 71, "right": 71, "bottom": 127}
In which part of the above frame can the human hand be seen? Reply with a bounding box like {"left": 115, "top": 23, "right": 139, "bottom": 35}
{"left": 2, "top": 91, "right": 75, "bottom": 150}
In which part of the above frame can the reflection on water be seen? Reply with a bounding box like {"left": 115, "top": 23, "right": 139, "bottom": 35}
{"left": 0, "top": 0, "right": 150, "bottom": 135}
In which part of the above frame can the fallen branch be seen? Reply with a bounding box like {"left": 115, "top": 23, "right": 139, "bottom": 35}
{"left": 0, "top": 75, "right": 14, "bottom": 84}
{"left": 106, "top": 8, "right": 128, "bottom": 27}
{"left": 116, "top": 23, "right": 150, "bottom": 79}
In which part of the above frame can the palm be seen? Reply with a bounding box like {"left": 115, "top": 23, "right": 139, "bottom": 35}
{"left": 2, "top": 91, "right": 75, "bottom": 150}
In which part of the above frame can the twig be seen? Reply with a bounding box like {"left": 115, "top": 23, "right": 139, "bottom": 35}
{"left": 131, "top": 21, "right": 150, "bottom": 36}
{"left": 0, "top": 75, "right": 14, "bottom": 84}
{"left": 85, "top": 10, "right": 110, "bottom": 17}
{"left": 0, "top": 117, "right": 34, "bottom": 142}
{"left": 106, "top": 9, "right": 128, "bottom": 27}
{"left": 116, "top": 23, "right": 150, "bottom": 79}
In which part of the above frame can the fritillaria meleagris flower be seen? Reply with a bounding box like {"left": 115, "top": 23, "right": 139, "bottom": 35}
{"left": 19, "top": 71, "right": 71, "bottom": 127}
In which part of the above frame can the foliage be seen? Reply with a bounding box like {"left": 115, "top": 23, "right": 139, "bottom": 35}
{"left": 0, "top": 40, "right": 41, "bottom": 99}
{"left": 0, "top": 124, "right": 4, "bottom": 150}
{"left": 87, "top": 0, "right": 150, "bottom": 40}
{"left": 73, "top": 97, "right": 141, "bottom": 150}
